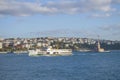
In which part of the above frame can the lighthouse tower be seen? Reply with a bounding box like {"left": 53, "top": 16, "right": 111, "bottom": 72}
{"left": 97, "top": 41, "right": 101, "bottom": 50}
{"left": 95, "top": 36, "right": 104, "bottom": 52}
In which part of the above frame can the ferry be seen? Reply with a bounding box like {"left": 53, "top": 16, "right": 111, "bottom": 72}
{"left": 28, "top": 47, "right": 72, "bottom": 56}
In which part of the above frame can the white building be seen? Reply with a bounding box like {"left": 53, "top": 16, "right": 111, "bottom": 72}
{"left": 0, "top": 42, "right": 3, "bottom": 49}
{"left": 25, "top": 44, "right": 31, "bottom": 49}
{"left": 37, "top": 42, "right": 42, "bottom": 47}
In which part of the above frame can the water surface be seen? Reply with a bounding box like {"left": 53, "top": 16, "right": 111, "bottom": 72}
{"left": 0, "top": 51, "right": 120, "bottom": 80}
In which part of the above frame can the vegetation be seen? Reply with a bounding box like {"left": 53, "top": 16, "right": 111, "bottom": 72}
{"left": 101, "top": 43, "right": 120, "bottom": 50}
{"left": 50, "top": 41, "right": 120, "bottom": 50}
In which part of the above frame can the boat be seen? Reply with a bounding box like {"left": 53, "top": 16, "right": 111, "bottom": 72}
{"left": 7, "top": 50, "right": 14, "bottom": 54}
{"left": 28, "top": 47, "right": 72, "bottom": 56}
{"left": 78, "top": 49, "right": 92, "bottom": 52}
{"left": 14, "top": 51, "right": 28, "bottom": 54}
{"left": 0, "top": 52, "right": 8, "bottom": 54}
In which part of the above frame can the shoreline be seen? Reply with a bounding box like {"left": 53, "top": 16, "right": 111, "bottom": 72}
{"left": 0, "top": 51, "right": 28, "bottom": 54}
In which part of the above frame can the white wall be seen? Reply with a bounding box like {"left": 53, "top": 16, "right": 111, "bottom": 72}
{"left": 0, "top": 42, "right": 2, "bottom": 49}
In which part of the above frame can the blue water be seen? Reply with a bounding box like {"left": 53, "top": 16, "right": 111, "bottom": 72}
{"left": 0, "top": 51, "right": 120, "bottom": 80}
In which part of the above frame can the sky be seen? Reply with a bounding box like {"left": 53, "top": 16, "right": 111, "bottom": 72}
{"left": 0, "top": 0, "right": 120, "bottom": 40}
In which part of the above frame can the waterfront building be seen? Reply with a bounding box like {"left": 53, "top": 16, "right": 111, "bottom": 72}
{"left": 24, "top": 44, "right": 31, "bottom": 49}
{"left": 37, "top": 42, "right": 42, "bottom": 47}
{"left": 0, "top": 41, "right": 3, "bottom": 49}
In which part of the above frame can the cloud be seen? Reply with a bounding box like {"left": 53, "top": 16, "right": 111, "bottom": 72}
{"left": 112, "top": 0, "right": 120, "bottom": 4}
{"left": 99, "top": 24, "right": 120, "bottom": 31}
{"left": 24, "top": 29, "right": 97, "bottom": 38}
{"left": 97, "top": 24, "right": 120, "bottom": 40}
{"left": 0, "top": 0, "right": 56, "bottom": 16}
{"left": 90, "top": 13, "right": 111, "bottom": 18}
{"left": 0, "top": 0, "right": 119, "bottom": 16}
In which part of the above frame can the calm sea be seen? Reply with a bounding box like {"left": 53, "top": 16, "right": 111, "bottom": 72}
{"left": 0, "top": 51, "right": 120, "bottom": 80}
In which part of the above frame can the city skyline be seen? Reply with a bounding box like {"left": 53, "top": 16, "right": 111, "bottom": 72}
{"left": 0, "top": 0, "right": 120, "bottom": 40}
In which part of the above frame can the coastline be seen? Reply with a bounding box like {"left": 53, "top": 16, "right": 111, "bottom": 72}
{"left": 0, "top": 51, "right": 28, "bottom": 54}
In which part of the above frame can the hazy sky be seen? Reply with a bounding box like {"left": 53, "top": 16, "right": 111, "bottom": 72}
{"left": 0, "top": 0, "right": 120, "bottom": 40}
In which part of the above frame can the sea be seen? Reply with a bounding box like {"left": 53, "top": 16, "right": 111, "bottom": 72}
{"left": 0, "top": 51, "right": 120, "bottom": 80}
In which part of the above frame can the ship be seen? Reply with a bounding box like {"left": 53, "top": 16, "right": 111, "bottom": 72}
{"left": 28, "top": 46, "right": 72, "bottom": 56}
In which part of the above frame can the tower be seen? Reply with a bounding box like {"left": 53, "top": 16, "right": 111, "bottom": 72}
{"left": 95, "top": 35, "right": 104, "bottom": 52}
{"left": 97, "top": 40, "right": 100, "bottom": 50}
{"left": 0, "top": 38, "right": 3, "bottom": 49}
